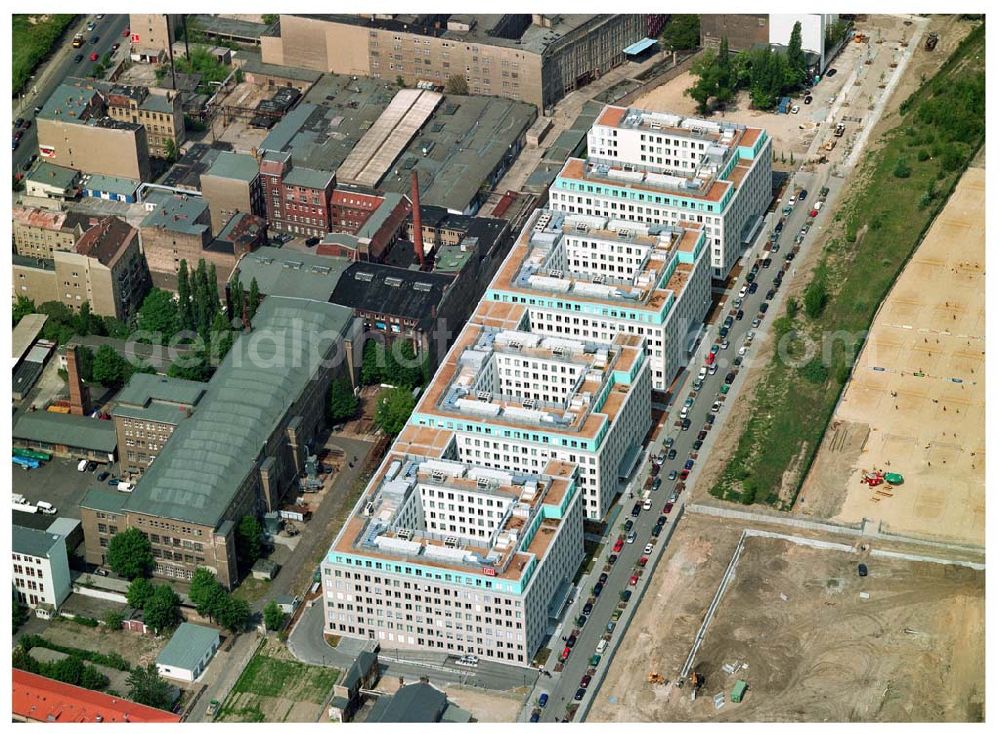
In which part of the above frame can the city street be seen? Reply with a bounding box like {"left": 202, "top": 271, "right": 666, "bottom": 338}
{"left": 522, "top": 162, "right": 844, "bottom": 722}
{"left": 13, "top": 14, "right": 128, "bottom": 174}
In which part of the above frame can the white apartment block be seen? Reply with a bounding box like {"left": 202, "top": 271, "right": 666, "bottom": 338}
{"left": 322, "top": 454, "right": 585, "bottom": 665}
{"left": 550, "top": 105, "right": 772, "bottom": 280}
{"left": 484, "top": 208, "right": 713, "bottom": 391}
{"left": 399, "top": 305, "right": 652, "bottom": 521}
{"left": 12, "top": 526, "right": 71, "bottom": 615}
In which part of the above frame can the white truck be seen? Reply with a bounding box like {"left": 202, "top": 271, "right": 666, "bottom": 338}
{"left": 116, "top": 481, "right": 134, "bottom": 493}
{"left": 77, "top": 459, "right": 89, "bottom": 472}
{"left": 36, "top": 501, "right": 57, "bottom": 515}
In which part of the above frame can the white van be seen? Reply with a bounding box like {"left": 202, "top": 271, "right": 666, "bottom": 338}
{"left": 596, "top": 639, "right": 608, "bottom": 654}
{"left": 642, "top": 498, "right": 652, "bottom": 511}
{"left": 813, "top": 201, "right": 824, "bottom": 212}
{"left": 117, "top": 481, "right": 134, "bottom": 493}
{"left": 77, "top": 459, "right": 89, "bottom": 472}
{"left": 13, "top": 493, "right": 27, "bottom": 505}
{"left": 698, "top": 365, "right": 708, "bottom": 380}
{"left": 679, "top": 404, "right": 689, "bottom": 419}
{"left": 36, "top": 501, "right": 57, "bottom": 515}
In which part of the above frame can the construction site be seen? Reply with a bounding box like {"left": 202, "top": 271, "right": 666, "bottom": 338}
{"left": 589, "top": 512, "right": 984, "bottom": 723}
{"left": 797, "top": 166, "right": 985, "bottom": 545}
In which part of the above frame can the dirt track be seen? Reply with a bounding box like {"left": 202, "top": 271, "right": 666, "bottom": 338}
{"left": 590, "top": 515, "right": 984, "bottom": 722}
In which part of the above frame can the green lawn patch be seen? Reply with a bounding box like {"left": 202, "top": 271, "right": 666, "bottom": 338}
{"left": 13, "top": 14, "right": 75, "bottom": 95}
{"left": 711, "top": 21, "right": 985, "bottom": 509}
{"left": 232, "top": 653, "right": 337, "bottom": 702}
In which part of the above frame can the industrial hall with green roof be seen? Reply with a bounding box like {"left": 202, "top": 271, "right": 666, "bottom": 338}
{"left": 79, "top": 296, "right": 362, "bottom": 588}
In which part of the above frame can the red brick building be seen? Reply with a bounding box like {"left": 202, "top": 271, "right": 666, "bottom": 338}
{"left": 259, "top": 151, "right": 335, "bottom": 238}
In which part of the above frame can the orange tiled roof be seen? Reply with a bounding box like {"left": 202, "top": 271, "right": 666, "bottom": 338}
{"left": 12, "top": 669, "right": 182, "bottom": 723}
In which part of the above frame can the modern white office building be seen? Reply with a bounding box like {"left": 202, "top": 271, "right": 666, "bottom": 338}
{"left": 549, "top": 105, "right": 772, "bottom": 280}
{"left": 397, "top": 302, "right": 652, "bottom": 521}
{"left": 323, "top": 454, "right": 585, "bottom": 664}
{"left": 322, "top": 299, "right": 652, "bottom": 664}
{"left": 484, "top": 208, "right": 712, "bottom": 391}
{"left": 12, "top": 526, "right": 72, "bottom": 616}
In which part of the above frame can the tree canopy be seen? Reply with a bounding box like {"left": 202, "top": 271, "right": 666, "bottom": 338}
{"left": 143, "top": 585, "right": 182, "bottom": 634}
{"left": 375, "top": 387, "right": 417, "bottom": 436}
{"left": 128, "top": 663, "right": 175, "bottom": 710}
{"left": 328, "top": 377, "right": 359, "bottom": 424}
{"left": 661, "top": 15, "right": 700, "bottom": 51}
{"left": 107, "top": 528, "right": 154, "bottom": 580}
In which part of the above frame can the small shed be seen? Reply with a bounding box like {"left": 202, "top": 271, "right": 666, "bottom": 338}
{"left": 251, "top": 558, "right": 279, "bottom": 581}
{"left": 156, "top": 623, "right": 220, "bottom": 682}
{"left": 275, "top": 594, "right": 300, "bottom": 615}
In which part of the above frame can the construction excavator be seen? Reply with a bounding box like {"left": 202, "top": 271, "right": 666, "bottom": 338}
{"left": 647, "top": 672, "right": 667, "bottom": 684}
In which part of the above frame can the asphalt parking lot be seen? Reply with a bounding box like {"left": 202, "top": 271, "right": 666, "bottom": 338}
{"left": 12, "top": 455, "right": 117, "bottom": 520}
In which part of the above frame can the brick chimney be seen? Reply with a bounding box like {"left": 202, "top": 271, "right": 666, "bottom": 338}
{"left": 410, "top": 171, "right": 426, "bottom": 270}
{"left": 66, "top": 346, "right": 91, "bottom": 417}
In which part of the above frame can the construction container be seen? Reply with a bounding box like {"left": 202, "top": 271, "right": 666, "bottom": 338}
{"left": 731, "top": 680, "right": 748, "bottom": 703}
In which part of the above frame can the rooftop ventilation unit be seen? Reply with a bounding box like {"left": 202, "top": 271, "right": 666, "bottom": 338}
{"left": 444, "top": 536, "right": 460, "bottom": 548}
{"left": 398, "top": 528, "right": 413, "bottom": 541}
{"left": 522, "top": 398, "right": 537, "bottom": 409}
{"left": 363, "top": 502, "right": 375, "bottom": 516}
{"left": 548, "top": 269, "right": 564, "bottom": 278}
{"left": 355, "top": 271, "right": 374, "bottom": 282}
{"left": 414, "top": 281, "right": 433, "bottom": 292}
{"left": 617, "top": 230, "right": 631, "bottom": 239}
{"left": 476, "top": 390, "right": 492, "bottom": 401}
{"left": 477, "top": 476, "right": 490, "bottom": 488}
{"left": 385, "top": 277, "right": 403, "bottom": 287}
{"left": 431, "top": 470, "right": 445, "bottom": 482}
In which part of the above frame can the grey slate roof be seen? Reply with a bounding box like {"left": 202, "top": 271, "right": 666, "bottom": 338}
{"left": 203, "top": 151, "right": 260, "bottom": 183}
{"left": 13, "top": 412, "right": 117, "bottom": 453}
{"left": 156, "top": 623, "right": 219, "bottom": 671}
{"left": 26, "top": 162, "right": 80, "bottom": 190}
{"left": 122, "top": 297, "right": 355, "bottom": 526}
{"left": 12, "top": 525, "right": 63, "bottom": 559}
{"left": 80, "top": 488, "right": 129, "bottom": 514}
{"left": 367, "top": 681, "right": 448, "bottom": 723}
{"left": 330, "top": 263, "right": 452, "bottom": 327}
{"left": 231, "top": 247, "right": 350, "bottom": 303}
{"left": 83, "top": 173, "right": 141, "bottom": 197}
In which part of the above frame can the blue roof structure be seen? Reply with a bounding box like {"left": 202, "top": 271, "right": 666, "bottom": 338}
{"left": 623, "top": 37, "right": 657, "bottom": 56}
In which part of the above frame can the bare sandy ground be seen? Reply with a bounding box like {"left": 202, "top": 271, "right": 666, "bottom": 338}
{"left": 590, "top": 515, "right": 984, "bottom": 722}
{"left": 798, "top": 166, "right": 985, "bottom": 545}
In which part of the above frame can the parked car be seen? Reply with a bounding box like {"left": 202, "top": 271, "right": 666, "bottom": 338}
{"left": 752, "top": 316, "right": 762, "bottom": 328}
{"left": 684, "top": 459, "right": 695, "bottom": 470}
{"left": 574, "top": 688, "right": 586, "bottom": 701}
{"left": 608, "top": 553, "right": 618, "bottom": 565}
{"left": 759, "top": 302, "right": 769, "bottom": 314}
{"left": 697, "top": 430, "right": 708, "bottom": 441}
{"left": 560, "top": 646, "right": 572, "bottom": 662}
{"left": 724, "top": 371, "right": 737, "bottom": 385}
{"left": 663, "top": 436, "right": 675, "bottom": 449}
{"left": 748, "top": 282, "right": 759, "bottom": 294}
{"left": 791, "top": 105, "right": 800, "bottom": 114}
{"left": 736, "top": 309, "right": 745, "bottom": 321}
{"left": 656, "top": 516, "right": 667, "bottom": 528}
{"left": 679, "top": 469, "right": 689, "bottom": 480}
{"left": 575, "top": 614, "right": 587, "bottom": 627}
{"left": 826, "top": 67, "right": 838, "bottom": 77}
{"left": 620, "top": 589, "right": 633, "bottom": 602}
{"left": 667, "top": 470, "right": 678, "bottom": 481}
{"left": 626, "top": 531, "right": 637, "bottom": 544}
{"left": 667, "top": 448, "right": 677, "bottom": 461}
{"left": 580, "top": 675, "right": 592, "bottom": 689}
{"left": 530, "top": 712, "right": 541, "bottom": 723}
{"left": 96, "top": 471, "right": 110, "bottom": 482}
{"left": 798, "top": 189, "right": 809, "bottom": 201}
{"left": 112, "top": 42, "right": 120, "bottom": 52}
{"left": 74, "top": 53, "right": 84, "bottom": 63}
{"left": 629, "top": 574, "right": 639, "bottom": 586}
{"left": 858, "top": 563, "right": 868, "bottom": 577}
{"left": 766, "top": 288, "right": 777, "bottom": 301}
{"left": 89, "top": 51, "right": 99, "bottom": 61}
{"left": 567, "top": 634, "right": 578, "bottom": 647}
{"left": 613, "top": 538, "right": 624, "bottom": 553}
{"left": 664, "top": 501, "right": 674, "bottom": 514}
{"left": 681, "top": 418, "right": 691, "bottom": 431}
{"left": 804, "top": 95, "right": 813, "bottom": 104}
{"left": 592, "top": 582, "right": 604, "bottom": 597}
{"left": 623, "top": 519, "right": 634, "bottom": 533}
{"left": 810, "top": 209, "right": 819, "bottom": 217}
{"left": 651, "top": 524, "right": 663, "bottom": 538}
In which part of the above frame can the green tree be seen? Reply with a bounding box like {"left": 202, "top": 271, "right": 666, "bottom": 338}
{"left": 92, "top": 344, "right": 133, "bottom": 387}
{"left": 127, "top": 577, "right": 156, "bottom": 609}
{"left": 685, "top": 50, "right": 721, "bottom": 114}
{"left": 661, "top": 14, "right": 700, "bottom": 51}
{"left": 108, "top": 528, "right": 154, "bottom": 580}
{"left": 13, "top": 295, "right": 36, "bottom": 326}
{"left": 375, "top": 387, "right": 417, "bottom": 436}
{"left": 188, "top": 568, "right": 217, "bottom": 608}
{"left": 75, "top": 301, "right": 95, "bottom": 336}
{"left": 329, "top": 377, "right": 359, "bottom": 423}
{"left": 143, "top": 585, "right": 181, "bottom": 634}
{"left": 167, "top": 349, "right": 214, "bottom": 382}
{"left": 716, "top": 37, "right": 734, "bottom": 104}
{"left": 208, "top": 310, "right": 235, "bottom": 364}
{"left": 361, "top": 339, "right": 386, "bottom": 385}
{"left": 262, "top": 14, "right": 279, "bottom": 25}
{"left": 103, "top": 609, "right": 125, "bottom": 631}
{"left": 218, "top": 597, "right": 251, "bottom": 634}
{"left": 392, "top": 341, "right": 426, "bottom": 389}
{"left": 236, "top": 516, "right": 263, "bottom": 567}
{"left": 263, "top": 600, "right": 285, "bottom": 631}
{"left": 785, "top": 297, "right": 800, "bottom": 318}
{"left": 137, "top": 289, "right": 179, "bottom": 344}
{"left": 786, "top": 21, "right": 807, "bottom": 85}
{"left": 127, "top": 663, "right": 175, "bottom": 710}
{"left": 803, "top": 280, "right": 828, "bottom": 318}
{"left": 800, "top": 358, "right": 830, "bottom": 384}
{"left": 445, "top": 74, "right": 469, "bottom": 95}
{"left": 248, "top": 277, "right": 261, "bottom": 319}
{"left": 202, "top": 584, "right": 229, "bottom": 623}
{"left": 163, "top": 138, "right": 178, "bottom": 163}
{"left": 177, "top": 260, "right": 194, "bottom": 333}
{"left": 12, "top": 589, "right": 28, "bottom": 632}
